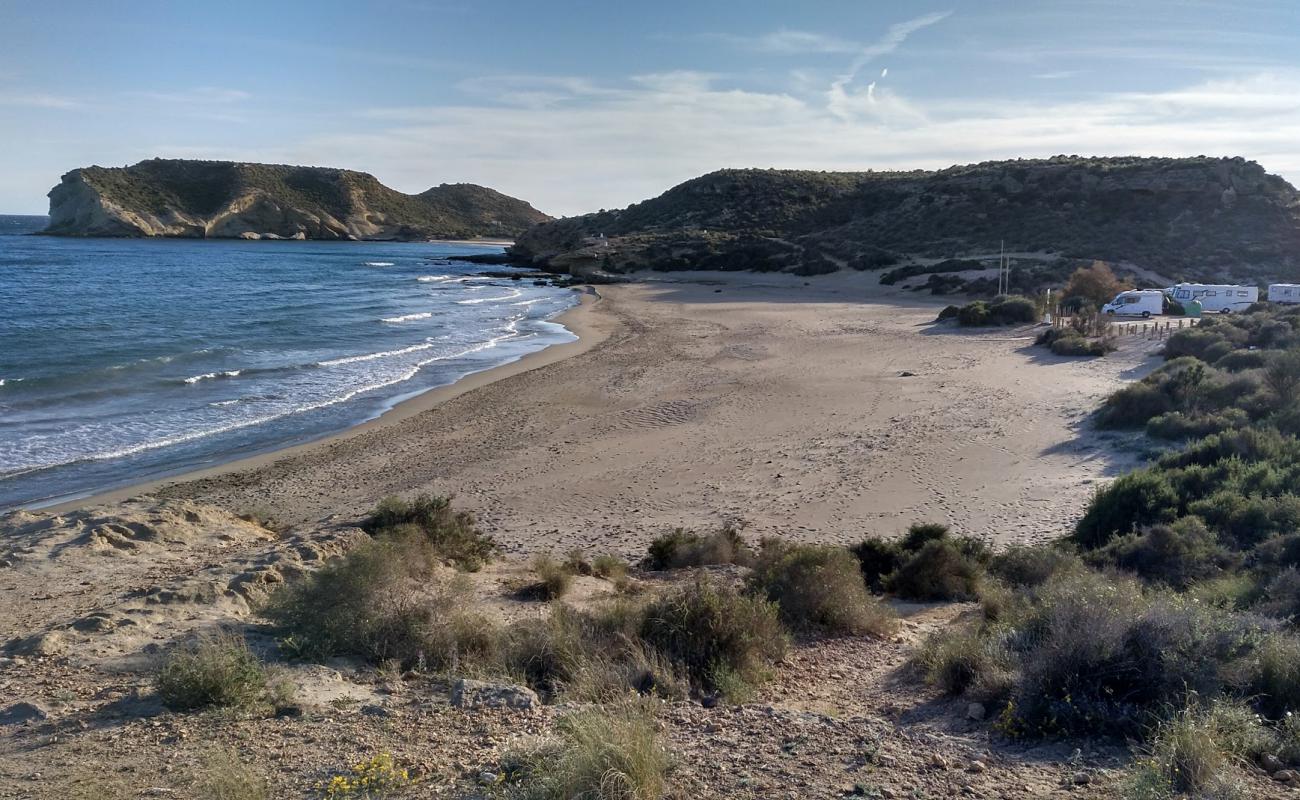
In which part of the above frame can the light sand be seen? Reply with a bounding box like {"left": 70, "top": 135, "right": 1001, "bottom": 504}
{"left": 62, "top": 271, "right": 1158, "bottom": 557}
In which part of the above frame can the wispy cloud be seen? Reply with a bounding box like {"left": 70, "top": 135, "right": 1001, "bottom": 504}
{"left": 129, "top": 87, "right": 251, "bottom": 105}
{"left": 291, "top": 67, "right": 1300, "bottom": 218}
{"left": 0, "top": 91, "right": 81, "bottom": 110}
{"left": 706, "top": 29, "right": 860, "bottom": 54}
{"left": 827, "top": 11, "right": 953, "bottom": 121}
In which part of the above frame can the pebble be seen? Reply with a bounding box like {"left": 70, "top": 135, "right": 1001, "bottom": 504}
{"left": 1071, "top": 771, "right": 1091, "bottom": 786}
{"left": 967, "top": 760, "right": 987, "bottom": 773}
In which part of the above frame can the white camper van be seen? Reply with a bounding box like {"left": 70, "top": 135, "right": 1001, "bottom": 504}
{"left": 1101, "top": 289, "right": 1164, "bottom": 318}
{"left": 1168, "top": 284, "right": 1258, "bottom": 314}
{"left": 1269, "top": 284, "right": 1300, "bottom": 305}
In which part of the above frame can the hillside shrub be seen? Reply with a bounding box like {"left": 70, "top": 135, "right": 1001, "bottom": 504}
{"left": 1090, "top": 518, "right": 1236, "bottom": 589}
{"left": 265, "top": 530, "right": 494, "bottom": 668}
{"left": 156, "top": 633, "right": 272, "bottom": 711}
{"left": 987, "top": 544, "right": 1083, "bottom": 588}
{"left": 914, "top": 627, "right": 1013, "bottom": 698}
{"left": 1062, "top": 261, "right": 1127, "bottom": 308}
{"left": 1073, "top": 469, "right": 1180, "bottom": 549}
{"left": 643, "top": 525, "right": 754, "bottom": 569}
{"left": 851, "top": 537, "right": 902, "bottom": 591}
{"left": 1049, "top": 332, "right": 1114, "bottom": 357}
{"left": 363, "top": 494, "right": 495, "bottom": 571}
{"left": 639, "top": 578, "right": 787, "bottom": 697}
{"left": 953, "top": 295, "right": 1038, "bottom": 326}
{"left": 749, "top": 540, "right": 896, "bottom": 636}
{"left": 887, "top": 538, "right": 986, "bottom": 601}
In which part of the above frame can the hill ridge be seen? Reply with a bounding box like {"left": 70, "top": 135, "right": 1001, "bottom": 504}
{"left": 43, "top": 158, "right": 550, "bottom": 240}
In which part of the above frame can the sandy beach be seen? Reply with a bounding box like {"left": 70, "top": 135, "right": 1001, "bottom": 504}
{"left": 59, "top": 271, "right": 1159, "bottom": 556}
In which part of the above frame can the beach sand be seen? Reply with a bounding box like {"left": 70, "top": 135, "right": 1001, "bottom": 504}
{"left": 65, "top": 271, "right": 1159, "bottom": 557}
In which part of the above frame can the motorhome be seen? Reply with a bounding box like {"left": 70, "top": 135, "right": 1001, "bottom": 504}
{"left": 1269, "top": 284, "right": 1300, "bottom": 305}
{"left": 1167, "top": 283, "right": 1258, "bottom": 314}
{"left": 1101, "top": 289, "right": 1164, "bottom": 318}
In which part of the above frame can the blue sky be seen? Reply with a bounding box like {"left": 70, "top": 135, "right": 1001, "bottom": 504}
{"left": 1, "top": 0, "right": 1298, "bottom": 215}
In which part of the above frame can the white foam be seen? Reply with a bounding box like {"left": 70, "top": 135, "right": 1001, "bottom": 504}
{"left": 208, "top": 399, "right": 240, "bottom": 407}
{"left": 512, "top": 297, "right": 547, "bottom": 307}
{"left": 381, "top": 312, "right": 434, "bottom": 323}
{"left": 456, "top": 288, "right": 524, "bottom": 305}
{"left": 416, "top": 274, "right": 454, "bottom": 283}
{"left": 364, "top": 261, "right": 395, "bottom": 267}
{"left": 183, "top": 370, "right": 241, "bottom": 384}
{"left": 316, "top": 342, "right": 436, "bottom": 367}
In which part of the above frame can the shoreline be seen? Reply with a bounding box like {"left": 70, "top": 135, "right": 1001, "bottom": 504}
{"left": 43, "top": 288, "right": 607, "bottom": 514}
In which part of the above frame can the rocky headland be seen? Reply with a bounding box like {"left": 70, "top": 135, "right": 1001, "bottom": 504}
{"left": 42, "top": 159, "right": 551, "bottom": 241}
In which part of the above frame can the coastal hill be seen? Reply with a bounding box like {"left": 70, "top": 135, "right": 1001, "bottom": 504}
{"left": 43, "top": 159, "right": 551, "bottom": 240}
{"left": 511, "top": 156, "right": 1300, "bottom": 284}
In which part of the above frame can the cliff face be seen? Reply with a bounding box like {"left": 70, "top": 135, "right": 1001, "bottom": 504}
{"left": 512, "top": 157, "right": 1300, "bottom": 281}
{"left": 43, "top": 159, "right": 551, "bottom": 240}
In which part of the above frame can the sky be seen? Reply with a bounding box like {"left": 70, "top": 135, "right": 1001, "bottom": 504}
{"left": 1, "top": 0, "right": 1298, "bottom": 216}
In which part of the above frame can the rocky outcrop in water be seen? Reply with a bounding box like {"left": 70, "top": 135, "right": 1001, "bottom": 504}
{"left": 43, "top": 159, "right": 551, "bottom": 240}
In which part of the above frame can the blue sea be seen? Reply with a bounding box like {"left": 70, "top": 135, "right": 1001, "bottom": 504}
{"left": 0, "top": 215, "right": 577, "bottom": 510}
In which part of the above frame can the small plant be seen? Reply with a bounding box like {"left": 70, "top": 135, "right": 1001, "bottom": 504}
{"left": 528, "top": 554, "right": 574, "bottom": 601}
{"left": 913, "top": 628, "right": 1012, "bottom": 699}
{"left": 194, "top": 748, "right": 268, "bottom": 800}
{"left": 502, "top": 704, "right": 669, "bottom": 800}
{"left": 318, "top": 752, "right": 416, "bottom": 799}
{"left": 156, "top": 633, "right": 270, "bottom": 711}
{"left": 237, "top": 506, "right": 284, "bottom": 534}
{"left": 591, "top": 553, "right": 630, "bottom": 580}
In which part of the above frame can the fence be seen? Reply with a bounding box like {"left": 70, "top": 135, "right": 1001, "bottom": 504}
{"left": 1050, "top": 307, "right": 1202, "bottom": 341}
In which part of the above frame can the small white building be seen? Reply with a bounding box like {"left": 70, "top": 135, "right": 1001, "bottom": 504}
{"left": 1268, "top": 284, "right": 1300, "bottom": 304}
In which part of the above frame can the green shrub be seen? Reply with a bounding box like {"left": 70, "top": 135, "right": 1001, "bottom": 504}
{"left": 363, "top": 494, "right": 495, "bottom": 571}
{"left": 936, "top": 304, "right": 961, "bottom": 321}
{"left": 887, "top": 538, "right": 985, "bottom": 601}
{"left": 1090, "top": 518, "right": 1236, "bottom": 589}
{"left": 901, "top": 522, "right": 951, "bottom": 551}
{"left": 957, "top": 300, "right": 990, "bottom": 326}
{"left": 504, "top": 703, "right": 669, "bottom": 800}
{"left": 639, "top": 578, "right": 788, "bottom": 697}
{"left": 156, "top": 633, "right": 271, "bottom": 711}
{"left": 1096, "top": 382, "right": 1175, "bottom": 428}
{"left": 987, "top": 544, "right": 1082, "bottom": 588}
{"left": 265, "top": 530, "right": 494, "bottom": 668}
{"left": 1265, "top": 350, "right": 1300, "bottom": 400}
{"left": 1145, "top": 408, "right": 1248, "bottom": 439}
{"left": 851, "top": 537, "right": 902, "bottom": 591}
{"left": 1048, "top": 332, "right": 1114, "bottom": 357}
{"left": 642, "top": 525, "right": 754, "bottom": 569}
{"left": 749, "top": 540, "right": 896, "bottom": 637}
{"left": 1214, "top": 349, "right": 1268, "bottom": 372}
{"left": 1073, "top": 469, "right": 1181, "bottom": 549}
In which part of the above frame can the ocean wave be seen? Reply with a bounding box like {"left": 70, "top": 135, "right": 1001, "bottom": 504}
{"left": 381, "top": 312, "right": 434, "bottom": 323}
{"left": 316, "top": 341, "right": 436, "bottom": 367}
{"left": 364, "top": 261, "right": 395, "bottom": 267}
{"left": 416, "top": 274, "right": 454, "bottom": 283}
{"left": 457, "top": 289, "right": 524, "bottom": 305}
{"left": 183, "top": 370, "right": 242, "bottom": 385}
{"left": 511, "top": 297, "right": 547, "bottom": 307}
{"left": 208, "top": 399, "right": 241, "bottom": 407}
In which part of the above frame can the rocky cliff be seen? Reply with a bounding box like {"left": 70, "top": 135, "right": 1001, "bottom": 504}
{"left": 511, "top": 156, "right": 1300, "bottom": 282}
{"left": 43, "top": 159, "right": 551, "bottom": 240}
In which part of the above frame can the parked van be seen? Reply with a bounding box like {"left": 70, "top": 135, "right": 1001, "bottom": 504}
{"left": 1167, "top": 283, "right": 1258, "bottom": 314}
{"left": 1101, "top": 289, "right": 1164, "bottom": 318}
{"left": 1269, "top": 284, "right": 1300, "bottom": 305}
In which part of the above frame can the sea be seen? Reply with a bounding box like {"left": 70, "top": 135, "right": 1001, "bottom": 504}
{"left": 0, "top": 214, "right": 578, "bottom": 510}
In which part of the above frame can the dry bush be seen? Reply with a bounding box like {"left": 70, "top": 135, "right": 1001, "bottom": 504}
{"left": 265, "top": 529, "right": 495, "bottom": 669}
{"left": 156, "top": 633, "right": 271, "bottom": 711}
{"left": 502, "top": 702, "right": 669, "bottom": 800}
